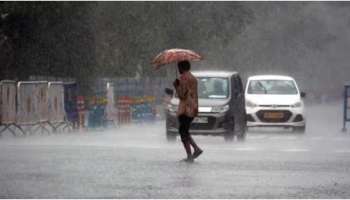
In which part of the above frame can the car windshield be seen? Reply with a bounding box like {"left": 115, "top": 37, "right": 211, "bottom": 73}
{"left": 248, "top": 79, "right": 298, "bottom": 95}
{"left": 197, "top": 77, "right": 229, "bottom": 99}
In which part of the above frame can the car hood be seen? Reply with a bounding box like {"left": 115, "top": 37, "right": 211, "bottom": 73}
{"left": 170, "top": 98, "right": 229, "bottom": 106}
{"left": 245, "top": 94, "right": 301, "bottom": 105}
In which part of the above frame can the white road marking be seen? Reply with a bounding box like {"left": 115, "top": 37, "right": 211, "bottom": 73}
{"left": 309, "top": 136, "right": 324, "bottom": 140}
{"left": 247, "top": 135, "right": 350, "bottom": 142}
{"left": 78, "top": 142, "right": 350, "bottom": 155}
{"left": 280, "top": 148, "right": 310, "bottom": 152}
{"left": 333, "top": 137, "right": 350, "bottom": 141}
{"left": 233, "top": 147, "right": 258, "bottom": 151}
{"left": 334, "top": 149, "right": 350, "bottom": 153}
{"left": 284, "top": 136, "right": 298, "bottom": 140}
{"left": 113, "top": 144, "right": 174, "bottom": 150}
{"left": 267, "top": 136, "right": 298, "bottom": 141}
{"left": 247, "top": 135, "right": 268, "bottom": 140}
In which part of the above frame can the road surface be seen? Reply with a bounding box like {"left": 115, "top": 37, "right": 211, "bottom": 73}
{"left": 0, "top": 102, "right": 350, "bottom": 198}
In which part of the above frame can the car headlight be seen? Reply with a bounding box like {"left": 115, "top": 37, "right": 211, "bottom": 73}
{"left": 291, "top": 102, "right": 302, "bottom": 108}
{"left": 167, "top": 104, "right": 178, "bottom": 112}
{"left": 211, "top": 105, "right": 230, "bottom": 113}
{"left": 246, "top": 100, "right": 257, "bottom": 108}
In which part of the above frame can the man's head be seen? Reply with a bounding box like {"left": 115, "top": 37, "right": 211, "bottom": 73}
{"left": 177, "top": 60, "right": 191, "bottom": 74}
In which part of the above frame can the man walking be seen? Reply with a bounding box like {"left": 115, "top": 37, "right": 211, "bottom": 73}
{"left": 173, "top": 60, "right": 203, "bottom": 162}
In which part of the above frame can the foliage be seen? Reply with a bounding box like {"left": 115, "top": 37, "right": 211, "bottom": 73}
{"left": 0, "top": 2, "right": 253, "bottom": 84}
{"left": 0, "top": 2, "right": 97, "bottom": 88}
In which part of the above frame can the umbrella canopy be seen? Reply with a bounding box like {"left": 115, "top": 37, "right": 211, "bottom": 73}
{"left": 151, "top": 48, "right": 203, "bottom": 69}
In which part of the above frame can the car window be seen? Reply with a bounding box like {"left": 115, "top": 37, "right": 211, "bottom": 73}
{"left": 248, "top": 80, "right": 298, "bottom": 95}
{"left": 198, "top": 77, "right": 229, "bottom": 99}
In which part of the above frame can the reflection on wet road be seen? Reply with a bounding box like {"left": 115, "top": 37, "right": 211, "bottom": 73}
{"left": 0, "top": 102, "right": 350, "bottom": 198}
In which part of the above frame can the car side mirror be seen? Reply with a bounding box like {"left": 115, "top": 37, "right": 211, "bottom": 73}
{"left": 300, "top": 91, "right": 306, "bottom": 98}
{"left": 164, "top": 88, "right": 174, "bottom": 96}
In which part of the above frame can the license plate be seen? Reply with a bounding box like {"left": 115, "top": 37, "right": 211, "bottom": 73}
{"left": 264, "top": 112, "right": 284, "bottom": 119}
{"left": 193, "top": 117, "right": 208, "bottom": 124}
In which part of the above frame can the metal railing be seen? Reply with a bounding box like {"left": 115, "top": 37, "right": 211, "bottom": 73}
{"left": 342, "top": 85, "right": 350, "bottom": 132}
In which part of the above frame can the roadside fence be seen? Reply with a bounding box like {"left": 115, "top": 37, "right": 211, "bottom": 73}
{"left": 0, "top": 77, "right": 172, "bottom": 137}
{"left": 342, "top": 84, "right": 350, "bottom": 132}
{"left": 0, "top": 81, "right": 72, "bottom": 136}
{"left": 0, "top": 80, "right": 22, "bottom": 136}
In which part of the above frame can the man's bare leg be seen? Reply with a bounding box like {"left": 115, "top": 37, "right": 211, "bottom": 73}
{"left": 182, "top": 140, "right": 193, "bottom": 162}
{"left": 189, "top": 136, "right": 203, "bottom": 159}
{"left": 188, "top": 135, "right": 200, "bottom": 151}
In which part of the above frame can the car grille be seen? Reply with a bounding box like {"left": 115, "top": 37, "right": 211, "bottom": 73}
{"left": 190, "top": 116, "right": 216, "bottom": 130}
{"left": 258, "top": 104, "right": 291, "bottom": 108}
{"left": 256, "top": 110, "right": 292, "bottom": 123}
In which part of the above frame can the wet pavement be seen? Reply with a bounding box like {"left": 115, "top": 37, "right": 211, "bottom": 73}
{"left": 0, "top": 102, "right": 350, "bottom": 198}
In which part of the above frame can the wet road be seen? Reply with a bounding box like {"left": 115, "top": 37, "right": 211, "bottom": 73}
{"left": 0, "top": 102, "right": 350, "bottom": 198}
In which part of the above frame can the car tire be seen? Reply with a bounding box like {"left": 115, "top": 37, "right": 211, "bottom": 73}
{"left": 293, "top": 126, "right": 306, "bottom": 134}
{"left": 166, "top": 131, "right": 177, "bottom": 142}
{"left": 224, "top": 131, "right": 234, "bottom": 141}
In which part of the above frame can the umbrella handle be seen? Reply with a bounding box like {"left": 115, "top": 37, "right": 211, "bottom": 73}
{"left": 172, "top": 63, "right": 178, "bottom": 79}
{"left": 176, "top": 66, "right": 178, "bottom": 78}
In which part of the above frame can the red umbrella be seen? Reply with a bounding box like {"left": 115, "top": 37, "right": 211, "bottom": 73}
{"left": 151, "top": 48, "right": 203, "bottom": 70}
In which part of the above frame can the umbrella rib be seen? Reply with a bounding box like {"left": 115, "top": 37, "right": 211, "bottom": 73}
{"left": 151, "top": 48, "right": 203, "bottom": 68}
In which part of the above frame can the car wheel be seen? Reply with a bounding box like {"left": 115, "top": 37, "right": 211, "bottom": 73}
{"left": 224, "top": 131, "right": 234, "bottom": 141}
{"left": 293, "top": 126, "right": 306, "bottom": 134}
{"left": 166, "top": 131, "right": 177, "bottom": 142}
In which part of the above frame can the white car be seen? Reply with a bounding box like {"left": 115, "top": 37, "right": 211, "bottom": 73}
{"left": 245, "top": 75, "right": 306, "bottom": 133}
